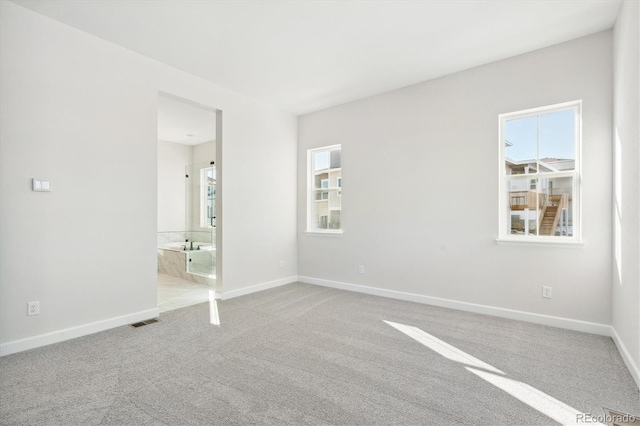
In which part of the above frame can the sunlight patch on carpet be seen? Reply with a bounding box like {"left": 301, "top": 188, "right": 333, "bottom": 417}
{"left": 385, "top": 320, "right": 605, "bottom": 426}
{"left": 384, "top": 320, "right": 504, "bottom": 375}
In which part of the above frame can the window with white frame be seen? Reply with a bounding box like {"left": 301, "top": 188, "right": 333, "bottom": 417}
{"left": 498, "top": 101, "right": 581, "bottom": 242}
{"left": 308, "top": 145, "right": 341, "bottom": 233}
{"left": 200, "top": 167, "right": 216, "bottom": 228}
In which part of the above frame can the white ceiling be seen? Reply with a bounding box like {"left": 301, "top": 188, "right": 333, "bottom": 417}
{"left": 157, "top": 95, "right": 216, "bottom": 146}
{"left": 14, "top": 0, "right": 622, "bottom": 115}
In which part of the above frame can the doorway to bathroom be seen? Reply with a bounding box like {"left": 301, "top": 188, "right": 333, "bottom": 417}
{"left": 156, "top": 93, "right": 220, "bottom": 312}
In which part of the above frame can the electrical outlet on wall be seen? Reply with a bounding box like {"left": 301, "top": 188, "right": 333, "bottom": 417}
{"left": 358, "top": 265, "right": 365, "bottom": 274}
{"left": 542, "top": 286, "right": 552, "bottom": 299}
{"left": 279, "top": 260, "right": 284, "bottom": 269}
{"left": 27, "top": 301, "right": 39, "bottom": 316}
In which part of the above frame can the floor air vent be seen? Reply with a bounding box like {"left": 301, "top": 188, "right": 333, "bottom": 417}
{"left": 130, "top": 318, "right": 159, "bottom": 328}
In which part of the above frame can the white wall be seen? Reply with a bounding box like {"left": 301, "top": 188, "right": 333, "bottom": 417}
{"left": 193, "top": 140, "right": 215, "bottom": 165}
{"left": 612, "top": 0, "right": 640, "bottom": 387}
{"left": 298, "top": 32, "right": 613, "bottom": 328}
{"left": 0, "top": 2, "right": 297, "bottom": 352}
{"left": 157, "top": 140, "right": 192, "bottom": 232}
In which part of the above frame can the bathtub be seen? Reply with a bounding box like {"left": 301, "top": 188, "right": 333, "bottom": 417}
{"left": 160, "top": 241, "right": 215, "bottom": 252}
{"left": 157, "top": 242, "right": 216, "bottom": 285}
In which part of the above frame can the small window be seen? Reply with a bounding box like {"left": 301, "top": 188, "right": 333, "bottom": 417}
{"left": 200, "top": 167, "right": 216, "bottom": 228}
{"left": 307, "top": 145, "right": 342, "bottom": 233}
{"left": 498, "top": 101, "right": 581, "bottom": 242}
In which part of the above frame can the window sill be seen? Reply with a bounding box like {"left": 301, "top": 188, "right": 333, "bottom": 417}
{"left": 305, "top": 230, "right": 343, "bottom": 236}
{"left": 495, "top": 238, "right": 584, "bottom": 248}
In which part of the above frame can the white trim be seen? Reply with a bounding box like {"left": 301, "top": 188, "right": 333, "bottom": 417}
{"left": 499, "top": 100, "right": 581, "bottom": 121}
{"left": 610, "top": 327, "right": 640, "bottom": 391}
{"left": 298, "top": 276, "right": 611, "bottom": 336}
{"left": 217, "top": 276, "right": 298, "bottom": 300}
{"left": 308, "top": 275, "right": 636, "bottom": 390}
{"left": 304, "top": 230, "right": 343, "bottom": 236}
{"left": 0, "top": 308, "right": 159, "bottom": 357}
{"left": 504, "top": 170, "right": 576, "bottom": 180}
{"left": 495, "top": 238, "right": 584, "bottom": 248}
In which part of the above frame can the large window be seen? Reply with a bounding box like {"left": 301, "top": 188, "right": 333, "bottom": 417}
{"left": 498, "top": 101, "right": 581, "bottom": 242}
{"left": 307, "top": 145, "right": 342, "bottom": 233}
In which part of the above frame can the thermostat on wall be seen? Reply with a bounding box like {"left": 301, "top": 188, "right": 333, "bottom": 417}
{"left": 32, "top": 178, "right": 51, "bottom": 192}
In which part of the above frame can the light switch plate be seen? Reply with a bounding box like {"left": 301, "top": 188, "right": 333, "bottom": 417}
{"left": 32, "top": 179, "right": 51, "bottom": 192}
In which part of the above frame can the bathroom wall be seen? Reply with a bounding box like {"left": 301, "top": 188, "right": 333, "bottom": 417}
{"left": 157, "top": 139, "right": 215, "bottom": 235}
{"left": 0, "top": 2, "right": 297, "bottom": 354}
{"left": 158, "top": 140, "right": 192, "bottom": 232}
{"left": 158, "top": 137, "right": 216, "bottom": 264}
{"left": 193, "top": 141, "right": 215, "bottom": 164}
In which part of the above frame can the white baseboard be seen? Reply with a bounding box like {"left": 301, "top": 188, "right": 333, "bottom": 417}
{"left": 0, "top": 308, "right": 159, "bottom": 357}
{"left": 298, "top": 276, "right": 612, "bottom": 336}
{"left": 0, "top": 274, "right": 297, "bottom": 356}
{"left": 217, "top": 276, "right": 298, "bottom": 300}
{"left": 611, "top": 327, "right": 640, "bottom": 391}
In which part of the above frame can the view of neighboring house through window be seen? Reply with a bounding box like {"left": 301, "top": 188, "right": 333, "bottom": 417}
{"left": 201, "top": 167, "right": 216, "bottom": 228}
{"left": 308, "top": 145, "right": 341, "bottom": 233}
{"left": 499, "top": 101, "right": 581, "bottom": 241}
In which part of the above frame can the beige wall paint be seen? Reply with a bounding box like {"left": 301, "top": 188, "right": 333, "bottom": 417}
{"left": 0, "top": 2, "right": 297, "bottom": 348}
{"left": 612, "top": 0, "right": 640, "bottom": 386}
{"left": 157, "top": 140, "right": 192, "bottom": 232}
{"left": 298, "top": 31, "right": 613, "bottom": 325}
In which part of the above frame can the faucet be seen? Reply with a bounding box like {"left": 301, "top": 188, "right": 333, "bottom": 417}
{"left": 184, "top": 239, "right": 189, "bottom": 251}
{"left": 190, "top": 241, "right": 194, "bottom": 250}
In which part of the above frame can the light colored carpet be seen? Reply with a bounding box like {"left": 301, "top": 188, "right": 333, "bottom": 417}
{"left": 1, "top": 282, "right": 638, "bottom": 425}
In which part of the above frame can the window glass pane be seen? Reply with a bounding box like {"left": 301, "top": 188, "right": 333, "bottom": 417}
{"left": 507, "top": 177, "right": 539, "bottom": 235}
{"left": 505, "top": 116, "right": 537, "bottom": 174}
{"left": 539, "top": 109, "right": 575, "bottom": 172}
{"left": 202, "top": 167, "right": 216, "bottom": 228}
{"left": 314, "top": 199, "right": 328, "bottom": 230}
{"left": 539, "top": 176, "right": 573, "bottom": 237}
{"left": 509, "top": 210, "right": 540, "bottom": 236}
{"left": 510, "top": 211, "right": 525, "bottom": 235}
{"left": 506, "top": 173, "right": 574, "bottom": 237}
{"left": 330, "top": 150, "right": 341, "bottom": 169}
{"left": 314, "top": 151, "right": 329, "bottom": 171}
{"left": 207, "top": 169, "right": 215, "bottom": 226}
{"left": 329, "top": 210, "right": 341, "bottom": 229}
{"left": 309, "top": 146, "right": 341, "bottom": 232}
{"left": 315, "top": 173, "right": 328, "bottom": 189}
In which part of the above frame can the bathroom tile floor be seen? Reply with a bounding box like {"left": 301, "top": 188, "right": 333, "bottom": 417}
{"left": 157, "top": 273, "right": 213, "bottom": 312}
